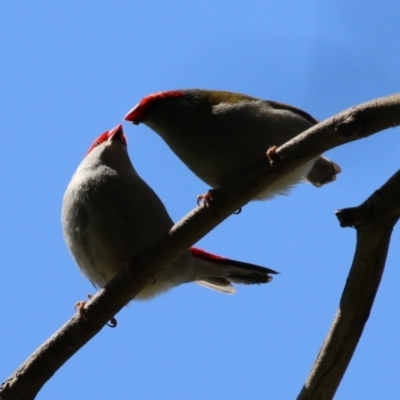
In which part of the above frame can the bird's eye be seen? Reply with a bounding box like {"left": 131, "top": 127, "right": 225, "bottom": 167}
{"left": 94, "top": 141, "right": 100, "bottom": 147}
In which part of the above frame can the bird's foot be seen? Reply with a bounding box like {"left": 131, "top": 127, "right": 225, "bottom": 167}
{"left": 266, "top": 145, "right": 278, "bottom": 166}
{"left": 197, "top": 189, "right": 241, "bottom": 215}
{"left": 75, "top": 293, "right": 117, "bottom": 328}
{"left": 197, "top": 189, "right": 215, "bottom": 207}
{"left": 74, "top": 293, "right": 93, "bottom": 317}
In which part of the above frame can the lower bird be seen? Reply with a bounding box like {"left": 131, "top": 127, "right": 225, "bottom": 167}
{"left": 62, "top": 124, "right": 277, "bottom": 300}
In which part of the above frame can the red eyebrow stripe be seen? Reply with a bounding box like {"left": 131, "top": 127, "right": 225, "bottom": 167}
{"left": 139, "top": 90, "right": 185, "bottom": 108}
{"left": 124, "top": 90, "right": 186, "bottom": 122}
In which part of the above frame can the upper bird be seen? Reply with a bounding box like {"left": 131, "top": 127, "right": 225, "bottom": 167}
{"left": 62, "top": 124, "right": 277, "bottom": 301}
{"left": 124, "top": 89, "right": 341, "bottom": 200}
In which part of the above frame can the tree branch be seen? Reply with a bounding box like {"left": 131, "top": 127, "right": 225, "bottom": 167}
{"left": 297, "top": 169, "right": 400, "bottom": 400}
{"left": 1, "top": 93, "right": 399, "bottom": 400}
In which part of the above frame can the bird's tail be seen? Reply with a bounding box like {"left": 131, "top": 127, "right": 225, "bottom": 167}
{"left": 306, "top": 156, "right": 342, "bottom": 187}
{"left": 190, "top": 247, "right": 278, "bottom": 294}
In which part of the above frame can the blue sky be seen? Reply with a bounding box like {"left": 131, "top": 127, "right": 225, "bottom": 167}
{"left": 1, "top": 1, "right": 399, "bottom": 399}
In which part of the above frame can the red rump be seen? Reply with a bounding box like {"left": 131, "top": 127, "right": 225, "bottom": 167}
{"left": 124, "top": 90, "right": 185, "bottom": 123}
{"left": 190, "top": 247, "right": 229, "bottom": 262}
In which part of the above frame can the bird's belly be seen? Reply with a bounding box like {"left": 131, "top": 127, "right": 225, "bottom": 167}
{"left": 170, "top": 140, "right": 317, "bottom": 200}
{"left": 67, "top": 227, "right": 125, "bottom": 288}
{"left": 255, "top": 159, "right": 317, "bottom": 200}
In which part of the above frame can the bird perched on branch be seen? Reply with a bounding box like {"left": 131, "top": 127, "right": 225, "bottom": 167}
{"left": 124, "top": 89, "right": 341, "bottom": 200}
{"left": 62, "top": 124, "right": 277, "bottom": 301}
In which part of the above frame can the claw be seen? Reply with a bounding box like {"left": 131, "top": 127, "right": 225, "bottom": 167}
{"left": 107, "top": 317, "right": 117, "bottom": 328}
{"left": 197, "top": 189, "right": 214, "bottom": 207}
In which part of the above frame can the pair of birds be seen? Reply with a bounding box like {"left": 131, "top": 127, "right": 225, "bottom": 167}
{"left": 62, "top": 89, "right": 341, "bottom": 301}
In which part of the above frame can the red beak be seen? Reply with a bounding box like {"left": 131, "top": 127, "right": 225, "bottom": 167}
{"left": 124, "top": 104, "right": 142, "bottom": 124}
{"left": 108, "top": 124, "right": 124, "bottom": 142}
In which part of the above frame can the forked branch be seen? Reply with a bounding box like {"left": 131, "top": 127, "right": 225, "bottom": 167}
{"left": 1, "top": 94, "right": 400, "bottom": 399}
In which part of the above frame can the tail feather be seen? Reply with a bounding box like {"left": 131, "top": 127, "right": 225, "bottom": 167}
{"left": 306, "top": 156, "right": 341, "bottom": 187}
{"left": 190, "top": 247, "right": 278, "bottom": 294}
{"left": 196, "top": 279, "right": 236, "bottom": 294}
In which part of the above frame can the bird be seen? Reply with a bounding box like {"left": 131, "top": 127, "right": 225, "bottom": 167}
{"left": 61, "top": 124, "right": 277, "bottom": 301}
{"left": 124, "top": 89, "right": 341, "bottom": 200}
